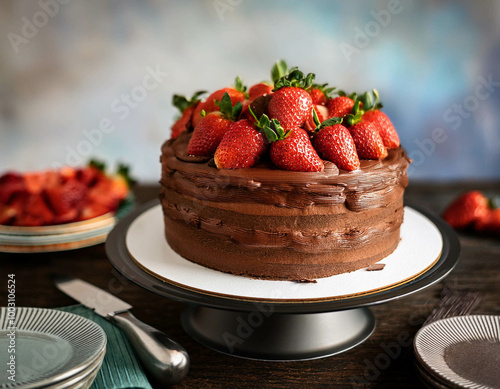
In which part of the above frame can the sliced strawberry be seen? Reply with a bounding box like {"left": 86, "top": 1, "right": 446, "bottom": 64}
{"left": 349, "top": 121, "right": 388, "bottom": 160}
{"left": 188, "top": 92, "right": 243, "bottom": 156}
{"left": 45, "top": 179, "right": 86, "bottom": 216}
{"left": 22, "top": 194, "right": 55, "bottom": 226}
{"left": 79, "top": 202, "right": 111, "bottom": 221}
{"left": 314, "top": 123, "right": 360, "bottom": 171}
{"left": 442, "top": 191, "right": 489, "bottom": 230}
{"left": 24, "top": 172, "right": 46, "bottom": 195}
{"left": 214, "top": 119, "right": 266, "bottom": 169}
{"left": 304, "top": 105, "right": 328, "bottom": 133}
{"left": 0, "top": 172, "right": 25, "bottom": 203}
{"left": 475, "top": 208, "right": 500, "bottom": 235}
{"left": 248, "top": 83, "right": 273, "bottom": 101}
{"left": 362, "top": 110, "right": 400, "bottom": 149}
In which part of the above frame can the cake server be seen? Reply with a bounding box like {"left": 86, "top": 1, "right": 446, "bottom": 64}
{"left": 52, "top": 275, "right": 189, "bottom": 386}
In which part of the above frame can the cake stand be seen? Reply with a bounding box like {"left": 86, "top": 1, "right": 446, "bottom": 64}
{"left": 106, "top": 200, "right": 460, "bottom": 361}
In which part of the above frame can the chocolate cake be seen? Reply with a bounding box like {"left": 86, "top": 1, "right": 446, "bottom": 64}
{"left": 161, "top": 62, "right": 410, "bottom": 280}
{"left": 160, "top": 132, "right": 410, "bottom": 280}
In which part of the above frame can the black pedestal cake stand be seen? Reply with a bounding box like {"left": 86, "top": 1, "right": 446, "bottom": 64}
{"left": 106, "top": 201, "right": 460, "bottom": 361}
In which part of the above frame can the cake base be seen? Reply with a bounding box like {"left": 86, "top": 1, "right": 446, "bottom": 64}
{"left": 181, "top": 305, "right": 375, "bottom": 361}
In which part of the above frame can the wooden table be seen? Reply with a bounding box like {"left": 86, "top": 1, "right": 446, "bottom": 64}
{"left": 1, "top": 183, "right": 499, "bottom": 388}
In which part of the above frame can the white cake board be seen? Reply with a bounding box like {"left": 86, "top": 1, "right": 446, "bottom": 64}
{"left": 126, "top": 205, "right": 442, "bottom": 302}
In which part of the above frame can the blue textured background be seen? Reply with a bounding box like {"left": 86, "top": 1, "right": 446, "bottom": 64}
{"left": 0, "top": 0, "right": 499, "bottom": 182}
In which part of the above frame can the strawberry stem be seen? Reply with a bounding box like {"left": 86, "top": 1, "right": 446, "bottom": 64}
{"left": 172, "top": 90, "right": 206, "bottom": 113}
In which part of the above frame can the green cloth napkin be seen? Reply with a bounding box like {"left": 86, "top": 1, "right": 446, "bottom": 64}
{"left": 58, "top": 305, "right": 152, "bottom": 389}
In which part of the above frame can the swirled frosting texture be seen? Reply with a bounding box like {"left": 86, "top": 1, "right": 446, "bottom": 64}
{"left": 160, "top": 132, "right": 410, "bottom": 280}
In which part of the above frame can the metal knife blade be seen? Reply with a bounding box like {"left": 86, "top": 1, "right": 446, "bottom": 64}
{"left": 53, "top": 275, "right": 132, "bottom": 317}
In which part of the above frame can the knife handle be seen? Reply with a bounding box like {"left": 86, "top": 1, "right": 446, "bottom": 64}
{"left": 111, "top": 311, "right": 190, "bottom": 386}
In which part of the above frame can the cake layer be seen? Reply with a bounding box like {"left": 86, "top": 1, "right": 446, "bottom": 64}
{"left": 160, "top": 131, "right": 410, "bottom": 280}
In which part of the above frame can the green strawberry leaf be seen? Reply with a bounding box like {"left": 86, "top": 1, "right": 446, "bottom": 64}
{"left": 232, "top": 101, "right": 243, "bottom": 120}
{"left": 200, "top": 109, "right": 207, "bottom": 118}
{"left": 312, "top": 107, "right": 321, "bottom": 127}
{"left": 272, "top": 119, "right": 286, "bottom": 138}
{"left": 373, "top": 89, "right": 383, "bottom": 110}
{"left": 313, "top": 83, "right": 336, "bottom": 99}
{"left": 117, "top": 163, "right": 136, "bottom": 187}
{"left": 218, "top": 92, "right": 234, "bottom": 118}
{"left": 317, "top": 117, "right": 343, "bottom": 131}
{"left": 274, "top": 66, "right": 316, "bottom": 91}
{"left": 234, "top": 76, "right": 249, "bottom": 98}
{"left": 358, "top": 91, "right": 373, "bottom": 111}
{"left": 172, "top": 90, "right": 207, "bottom": 113}
{"left": 259, "top": 114, "right": 270, "bottom": 129}
{"left": 263, "top": 126, "right": 278, "bottom": 143}
{"left": 271, "top": 60, "right": 289, "bottom": 84}
{"left": 89, "top": 159, "right": 106, "bottom": 172}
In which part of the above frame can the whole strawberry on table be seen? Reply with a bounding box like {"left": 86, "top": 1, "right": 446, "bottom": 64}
{"left": 0, "top": 161, "right": 134, "bottom": 227}
{"left": 170, "top": 60, "right": 401, "bottom": 173}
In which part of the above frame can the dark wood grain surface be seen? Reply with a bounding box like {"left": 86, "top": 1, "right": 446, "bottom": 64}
{"left": 1, "top": 183, "right": 499, "bottom": 388}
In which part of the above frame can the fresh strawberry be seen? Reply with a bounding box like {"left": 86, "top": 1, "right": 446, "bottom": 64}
{"left": 171, "top": 91, "right": 206, "bottom": 138}
{"left": 261, "top": 116, "right": 323, "bottom": 172}
{"left": 79, "top": 202, "right": 111, "bottom": 221}
{"left": 23, "top": 194, "right": 55, "bottom": 225}
{"left": 309, "top": 83, "right": 335, "bottom": 106}
{"left": 214, "top": 119, "right": 266, "bottom": 169}
{"left": 0, "top": 173, "right": 25, "bottom": 203}
{"left": 192, "top": 78, "right": 247, "bottom": 127}
{"left": 313, "top": 123, "right": 360, "bottom": 171}
{"left": 77, "top": 165, "right": 105, "bottom": 187}
{"left": 326, "top": 96, "right": 356, "bottom": 118}
{"left": 24, "top": 172, "right": 46, "bottom": 195}
{"left": 45, "top": 179, "right": 86, "bottom": 216}
{"left": 362, "top": 110, "right": 400, "bottom": 149}
{"left": 349, "top": 121, "right": 388, "bottom": 160}
{"left": 475, "top": 208, "right": 500, "bottom": 235}
{"left": 268, "top": 67, "right": 315, "bottom": 130}
{"left": 442, "top": 191, "right": 489, "bottom": 229}
{"left": 248, "top": 83, "right": 273, "bottom": 101}
{"left": 304, "top": 105, "right": 328, "bottom": 133}
{"left": 268, "top": 87, "right": 313, "bottom": 130}
{"left": 0, "top": 204, "right": 16, "bottom": 225}
{"left": 188, "top": 92, "right": 243, "bottom": 156}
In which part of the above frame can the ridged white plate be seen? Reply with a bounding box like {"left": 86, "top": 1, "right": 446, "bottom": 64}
{"left": 126, "top": 205, "right": 443, "bottom": 301}
{"left": 0, "top": 307, "right": 106, "bottom": 389}
{"left": 415, "top": 315, "right": 500, "bottom": 389}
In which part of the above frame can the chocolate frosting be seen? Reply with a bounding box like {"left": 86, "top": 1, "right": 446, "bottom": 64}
{"left": 161, "top": 131, "right": 410, "bottom": 212}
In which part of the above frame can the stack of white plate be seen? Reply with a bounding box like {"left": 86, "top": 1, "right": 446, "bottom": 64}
{"left": 414, "top": 315, "right": 500, "bottom": 389}
{"left": 0, "top": 307, "right": 106, "bottom": 388}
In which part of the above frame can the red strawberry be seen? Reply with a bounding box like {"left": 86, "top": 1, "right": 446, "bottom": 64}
{"left": 170, "top": 91, "right": 206, "bottom": 139}
{"left": 79, "top": 202, "right": 111, "bottom": 221}
{"left": 192, "top": 88, "right": 246, "bottom": 127}
{"left": 313, "top": 124, "right": 360, "bottom": 171}
{"left": 45, "top": 179, "right": 86, "bottom": 216}
{"left": 171, "top": 104, "right": 197, "bottom": 139}
{"left": 263, "top": 117, "right": 323, "bottom": 172}
{"left": 24, "top": 172, "right": 46, "bottom": 195}
{"left": 77, "top": 166, "right": 104, "bottom": 187}
{"left": 309, "top": 88, "right": 327, "bottom": 105}
{"left": 475, "top": 208, "right": 500, "bottom": 235}
{"left": 0, "top": 204, "right": 16, "bottom": 225}
{"left": 188, "top": 92, "right": 243, "bottom": 156}
{"left": 22, "top": 194, "right": 55, "bottom": 226}
{"left": 214, "top": 119, "right": 266, "bottom": 169}
{"left": 268, "top": 87, "right": 313, "bottom": 130}
{"left": 249, "top": 83, "right": 273, "bottom": 101}
{"left": 187, "top": 113, "right": 232, "bottom": 156}
{"left": 442, "top": 191, "right": 489, "bottom": 229}
{"left": 0, "top": 172, "right": 25, "bottom": 203}
{"left": 304, "top": 105, "right": 328, "bottom": 133}
{"left": 362, "top": 110, "right": 400, "bottom": 149}
{"left": 326, "top": 96, "right": 356, "bottom": 118}
{"left": 349, "top": 122, "right": 388, "bottom": 160}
